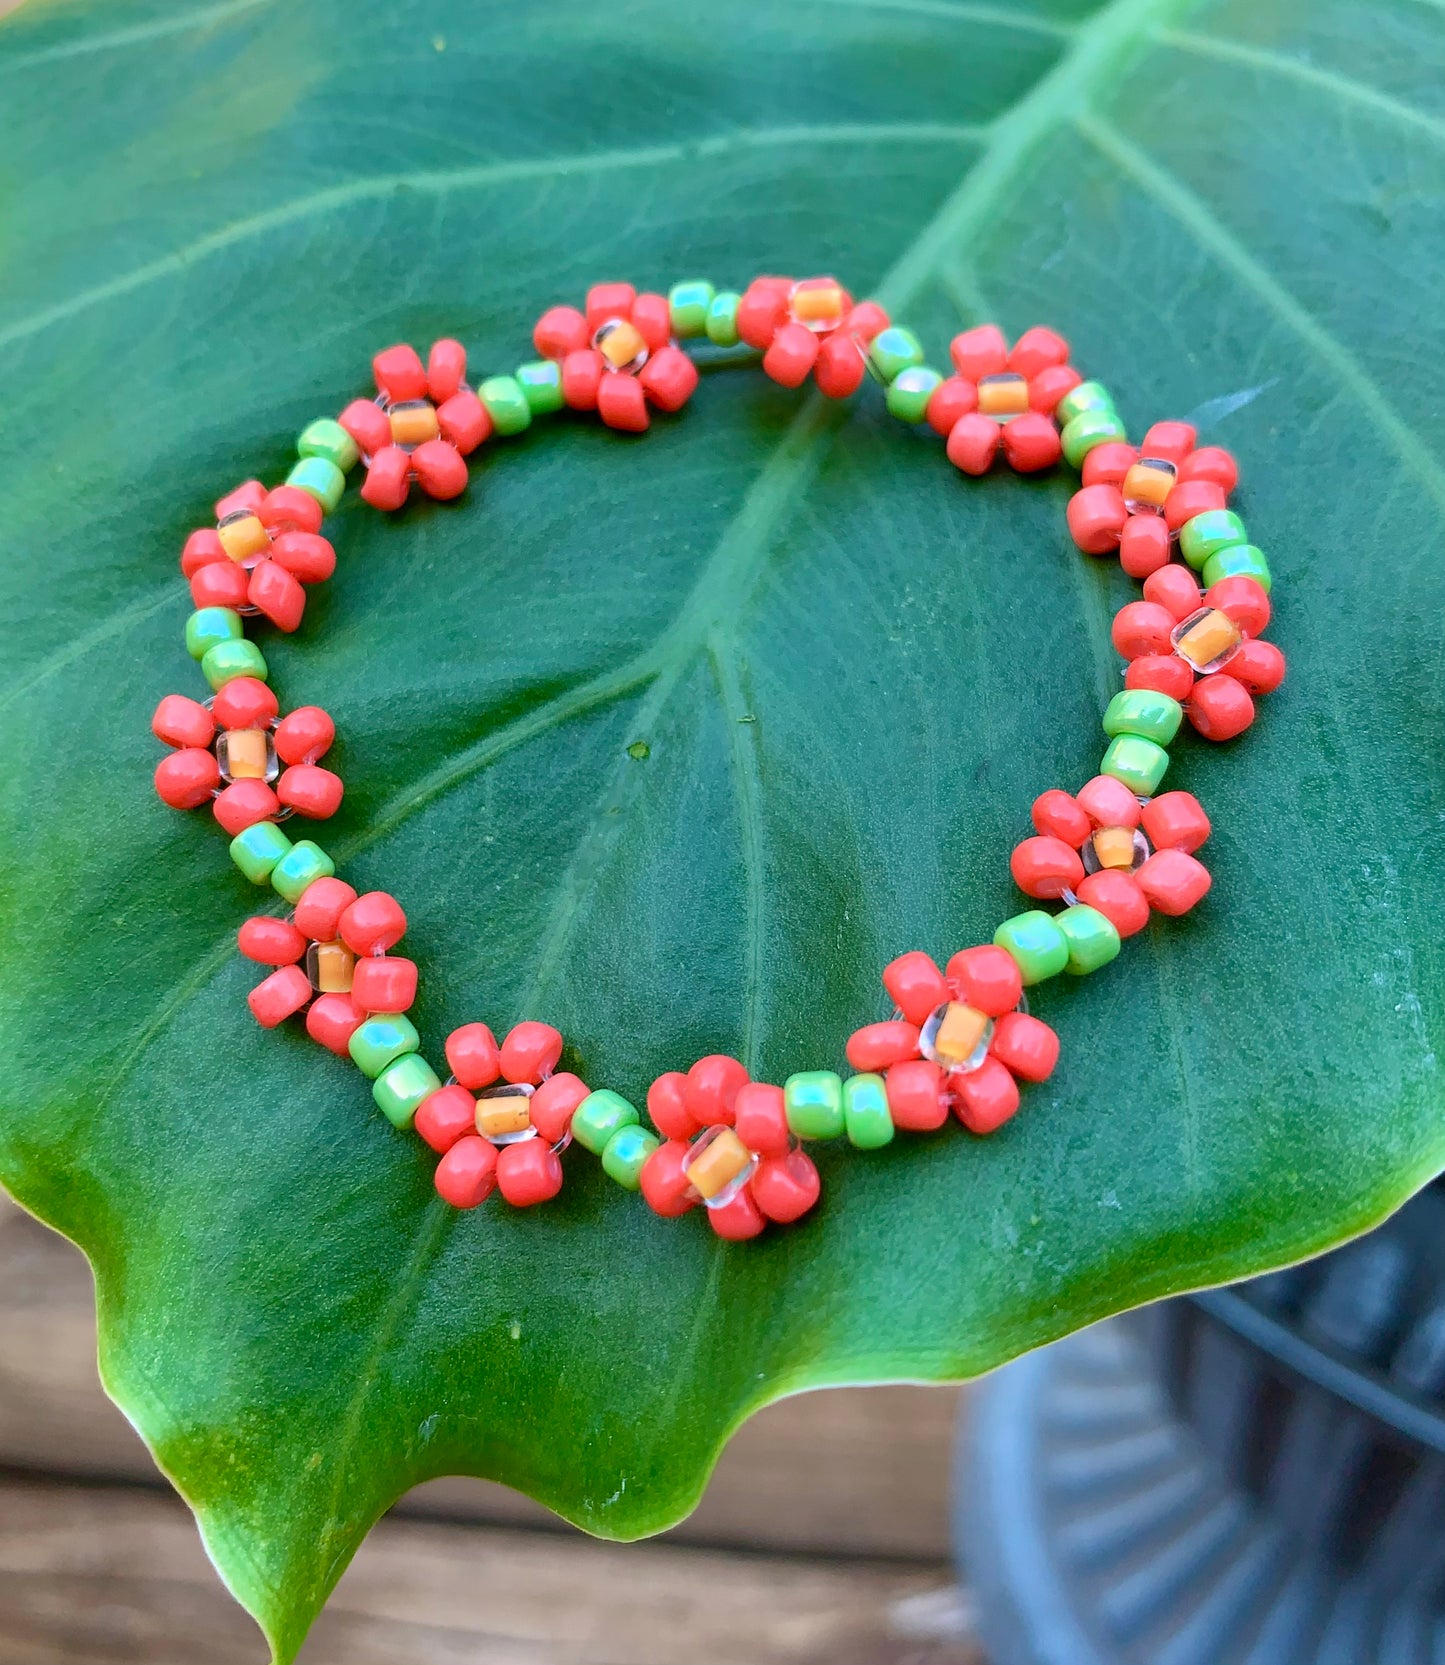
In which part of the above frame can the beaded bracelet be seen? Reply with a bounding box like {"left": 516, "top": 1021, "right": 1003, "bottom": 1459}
{"left": 149, "top": 274, "right": 1286, "bottom": 1241}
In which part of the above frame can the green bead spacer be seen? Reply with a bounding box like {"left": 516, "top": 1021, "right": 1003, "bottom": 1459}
{"left": 1061, "top": 408, "right": 1128, "bottom": 469}
{"left": 784, "top": 1071, "right": 845, "bottom": 1140}
{"left": 1101, "top": 733, "right": 1170, "bottom": 796}
{"left": 571, "top": 1089, "right": 640, "bottom": 1155}
{"left": 297, "top": 418, "right": 359, "bottom": 473}
{"left": 867, "top": 326, "right": 925, "bottom": 384}
{"left": 1055, "top": 380, "right": 1116, "bottom": 425}
{"left": 270, "top": 839, "right": 334, "bottom": 904}
{"left": 1103, "top": 688, "right": 1183, "bottom": 746}
{"left": 705, "top": 291, "right": 742, "bottom": 348}
{"left": 479, "top": 375, "right": 532, "bottom": 436}
{"left": 287, "top": 455, "right": 345, "bottom": 514}
{"left": 229, "top": 821, "right": 293, "bottom": 885}
{"left": 668, "top": 280, "right": 715, "bottom": 339}
{"left": 1056, "top": 904, "right": 1122, "bottom": 976}
{"left": 993, "top": 910, "right": 1069, "bottom": 985}
{"left": 600, "top": 1124, "right": 660, "bottom": 1190}
{"left": 1201, "top": 543, "right": 1272, "bottom": 592}
{"left": 373, "top": 1053, "right": 442, "bottom": 1130}
{"left": 185, "top": 606, "right": 242, "bottom": 661}
{"left": 348, "top": 1013, "right": 421, "bottom": 1080}
{"left": 843, "top": 1073, "right": 895, "bottom": 1150}
{"left": 515, "top": 360, "right": 565, "bottom": 415}
{"left": 202, "top": 637, "right": 268, "bottom": 691}
{"left": 885, "top": 366, "right": 943, "bottom": 424}
{"left": 1179, "top": 509, "right": 1247, "bottom": 571}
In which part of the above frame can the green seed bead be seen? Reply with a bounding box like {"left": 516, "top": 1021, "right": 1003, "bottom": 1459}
{"left": 1055, "top": 380, "right": 1116, "bottom": 425}
{"left": 867, "top": 326, "right": 925, "bottom": 384}
{"left": 286, "top": 455, "right": 345, "bottom": 514}
{"left": 1103, "top": 688, "right": 1183, "bottom": 746}
{"left": 705, "top": 291, "right": 742, "bottom": 347}
{"left": 1101, "top": 733, "right": 1170, "bottom": 796}
{"left": 885, "top": 366, "right": 943, "bottom": 424}
{"left": 600, "top": 1124, "right": 660, "bottom": 1190}
{"left": 668, "top": 280, "right": 715, "bottom": 339}
{"left": 1056, "top": 904, "right": 1121, "bottom": 976}
{"left": 1179, "top": 509, "right": 1247, "bottom": 571}
{"left": 515, "top": 360, "right": 565, "bottom": 415}
{"left": 185, "top": 606, "right": 242, "bottom": 661}
{"left": 202, "top": 637, "right": 268, "bottom": 691}
{"left": 1061, "top": 408, "right": 1129, "bottom": 469}
{"left": 843, "top": 1073, "right": 895, "bottom": 1150}
{"left": 373, "top": 1053, "right": 442, "bottom": 1130}
{"left": 1201, "top": 543, "right": 1272, "bottom": 593}
{"left": 993, "top": 910, "right": 1069, "bottom": 985}
{"left": 571, "top": 1089, "right": 640, "bottom": 1155}
{"left": 348, "top": 1013, "right": 421, "bottom": 1079}
{"left": 479, "top": 375, "right": 532, "bottom": 436}
{"left": 297, "top": 418, "right": 359, "bottom": 473}
{"left": 784, "top": 1071, "right": 845, "bottom": 1140}
{"left": 270, "top": 839, "right": 334, "bottom": 904}
{"left": 229, "top": 821, "right": 293, "bottom": 885}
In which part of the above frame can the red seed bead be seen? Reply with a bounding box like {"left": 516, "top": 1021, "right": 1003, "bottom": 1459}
{"left": 1082, "top": 443, "right": 1138, "bottom": 488}
{"left": 561, "top": 348, "right": 603, "bottom": 410}
{"left": 1140, "top": 421, "right": 1197, "bottom": 466}
{"left": 238, "top": 916, "right": 306, "bottom": 966}
{"left": 1118, "top": 515, "right": 1172, "bottom": 579}
{"left": 844, "top": 300, "right": 888, "bottom": 341}
{"left": 435, "top": 1136, "right": 499, "bottom": 1209}
{"left": 1031, "top": 789, "right": 1091, "bottom": 848}
{"left": 270, "top": 531, "right": 336, "bottom": 584}
{"left": 1067, "top": 484, "right": 1127, "bottom": 554}
{"left": 762, "top": 321, "right": 820, "bottom": 388}
{"left": 436, "top": 390, "right": 490, "bottom": 455}
{"left": 638, "top": 345, "right": 699, "bottom": 412}
{"left": 1141, "top": 791, "right": 1211, "bottom": 855}
{"left": 496, "top": 1138, "right": 564, "bottom": 1208}
{"left": 752, "top": 1149, "right": 821, "bottom": 1224}
{"left": 1164, "top": 478, "right": 1227, "bottom": 532}
{"left": 306, "top": 992, "right": 365, "bottom": 1055}
{"left": 946, "top": 944, "right": 1024, "bottom": 1018}
{"left": 373, "top": 342, "right": 427, "bottom": 402}
{"left": 1187, "top": 675, "right": 1255, "bottom": 741}
{"left": 247, "top": 964, "right": 312, "bottom": 1029}
{"left": 946, "top": 412, "right": 1001, "bottom": 476}
{"left": 953, "top": 1057, "right": 1021, "bottom": 1135}
{"left": 350, "top": 955, "right": 418, "bottom": 1014}
{"left": 1226, "top": 639, "right": 1287, "bottom": 695}
{"left": 585, "top": 281, "right": 637, "bottom": 329}
{"left": 152, "top": 694, "right": 214, "bottom": 751}
{"left": 339, "top": 398, "right": 392, "bottom": 457}
{"left": 411, "top": 438, "right": 468, "bottom": 500}
{"left": 882, "top": 950, "right": 949, "bottom": 1026}
{"left": 1010, "top": 835, "right": 1086, "bottom": 900}
{"left": 925, "top": 374, "right": 977, "bottom": 436}
{"left": 1126, "top": 654, "right": 1196, "bottom": 701}
{"left": 1143, "top": 564, "right": 1203, "bottom": 622}
{"left": 248, "top": 560, "right": 306, "bottom": 632}
{"left": 733, "top": 1082, "right": 790, "bottom": 1158}
{"left": 708, "top": 1186, "right": 766, "bottom": 1241}
{"left": 990, "top": 1011, "right": 1060, "bottom": 1083}
{"left": 736, "top": 282, "right": 789, "bottom": 350}
{"left": 181, "top": 528, "right": 225, "bottom": 576}
{"left": 646, "top": 1071, "right": 700, "bottom": 1141}
{"left": 259, "top": 485, "right": 325, "bottom": 535}
{"left": 445, "top": 1022, "right": 501, "bottom": 1090}
{"left": 1136, "top": 849, "right": 1211, "bottom": 916}
{"left": 949, "top": 323, "right": 1008, "bottom": 380}
{"left": 1000, "top": 411, "right": 1062, "bottom": 473}
{"left": 1112, "top": 600, "right": 1178, "bottom": 661}
{"left": 154, "top": 747, "right": 220, "bottom": 809}
{"left": 500, "top": 1020, "right": 564, "bottom": 1085}
{"left": 212, "top": 676, "right": 278, "bottom": 731}
{"left": 361, "top": 446, "right": 412, "bottom": 511}
{"left": 631, "top": 292, "right": 671, "bottom": 350}
{"left": 276, "top": 764, "right": 343, "bottom": 821}
{"left": 215, "top": 480, "right": 266, "bottom": 519}
{"left": 1028, "top": 363, "right": 1082, "bottom": 415}
{"left": 531, "top": 1072, "right": 591, "bottom": 1145}
{"left": 534, "top": 305, "right": 591, "bottom": 360}
{"left": 884, "top": 1059, "right": 951, "bottom": 1131}
{"left": 338, "top": 891, "right": 407, "bottom": 956}
{"left": 273, "top": 705, "right": 334, "bottom": 765}
{"left": 213, "top": 777, "right": 280, "bottom": 834}
{"left": 1206, "top": 576, "right": 1270, "bottom": 637}
{"left": 815, "top": 332, "right": 867, "bottom": 399}
{"left": 685, "top": 1054, "right": 749, "bottom": 1127}
{"left": 1178, "top": 445, "right": 1238, "bottom": 494}
{"left": 293, "top": 876, "right": 358, "bottom": 942}
{"left": 597, "top": 372, "right": 649, "bottom": 432}
{"left": 1076, "top": 774, "right": 1142, "bottom": 828}
{"left": 639, "top": 1139, "right": 699, "bottom": 1217}
{"left": 417, "top": 1084, "right": 482, "bottom": 1159}
{"left": 426, "top": 338, "right": 467, "bottom": 403}
{"left": 845, "top": 1021, "right": 921, "bottom": 1074}
{"left": 1076, "top": 869, "right": 1151, "bottom": 938}
{"left": 1008, "top": 326, "right": 1069, "bottom": 380}
{"left": 191, "top": 560, "right": 251, "bottom": 610}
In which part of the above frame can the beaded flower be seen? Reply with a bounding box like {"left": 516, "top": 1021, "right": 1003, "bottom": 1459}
{"left": 929, "top": 324, "right": 1083, "bottom": 477}
{"left": 181, "top": 478, "right": 338, "bottom": 633}
{"left": 532, "top": 283, "right": 700, "bottom": 433}
{"left": 731, "top": 273, "right": 891, "bottom": 398}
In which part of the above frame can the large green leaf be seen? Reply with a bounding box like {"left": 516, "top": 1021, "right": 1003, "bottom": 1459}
{"left": 3, "top": 0, "right": 1443, "bottom": 1654}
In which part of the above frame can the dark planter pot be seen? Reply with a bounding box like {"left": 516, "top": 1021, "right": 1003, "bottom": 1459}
{"left": 957, "top": 1182, "right": 1445, "bottom": 1665}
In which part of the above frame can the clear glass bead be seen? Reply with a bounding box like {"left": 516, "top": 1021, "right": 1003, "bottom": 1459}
{"left": 1081, "top": 825, "right": 1151, "bottom": 875}
{"left": 919, "top": 1002, "right": 994, "bottom": 1074}
{"left": 1171, "top": 606, "right": 1244, "bottom": 674}
{"left": 593, "top": 318, "right": 649, "bottom": 374}
{"left": 306, "top": 939, "right": 355, "bottom": 995}
{"left": 1121, "top": 457, "right": 1177, "bottom": 514}
{"left": 215, "top": 726, "right": 278, "bottom": 784}
{"left": 475, "top": 1082, "right": 537, "bottom": 1145}
{"left": 682, "top": 1125, "right": 757, "bottom": 1209}
{"left": 788, "top": 277, "right": 847, "bottom": 333}
{"left": 977, "top": 372, "right": 1030, "bottom": 421}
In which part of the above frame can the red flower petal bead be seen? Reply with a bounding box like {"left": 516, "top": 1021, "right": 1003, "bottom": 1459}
{"left": 531, "top": 1073, "right": 591, "bottom": 1145}
{"left": 152, "top": 694, "right": 215, "bottom": 751}
{"left": 1112, "top": 600, "right": 1178, "bottom": 660}
{"left": 445, "top": 1022, "right": 501, "bottom": 1090}
{"left": 1082, "top": 444, "right": 1138, "bottom": 489}
{"left": 640, "top": 1139, "right": 698, "bottom": 1217}
{"left": 415, "top": 1084, "right": 478, "bottom": 1154}
{"left": 638, "top": 346, "right": 699, "bottom": 411}
{"left": 496, "top": 1138, "right": 564, "bottom": 1208}
{"left": 1118, "top": 515, "right": 1172, "bottom": 579}
{"left": 752, "top": 1149, "right": 821, "bottom": 1224}
{"left": 1031, "top": 789, "right": 1091, "bottom": 848}
{"left": 1136, "top": 849, "right": 1211, "bottom": 916}
{"left": 212, "top": 677, "right": 278, "bottom": 730}
{"left": 339, "top": 891, "right": 407, "bottom": 955}
{"left": 238, "top": 916, "right": 306, "bottom": 965}
{"left": 1008, "top": 326, "right": 1069, "bottom": 379}
{"left": 259, "top": 485, "right": 325, "bottom": 535}
{"left": 586, "top": 281, "right": 636, "bottom": 329}
{"left": 846, "top": 1021, "right": 922, "bottom": 1073}
{"left": 373, "top": 342, "right": 427, "bottom": 402}
{"left": 270, "top": 531, "right": 336, "bottom": 585}
{"left": 427, "top": 338, "right": 467, "bottom": 403}
{"left": 1028, "top": 363, "right": 1082, "bottom": 415}
{"left": 562, "top": 348, "right": 603, "bottom": 410}
{"left": 925, "top": 375, "right": 977, "bottom": 436}
{"left": 845, "top": 301, "right": 888, "bottom": 340}
{"left": 154, "top": 748, "right": 219, "bottom": 809}
{"left": 762, "top": 321, "right": 820, "bottom": 387}
{"left": 1011, "top": 836, "right": 1086, "bottom": 900}
{"left": 1126, "top": 654, "right": 1195, "bottom": 701}
{"left": 412, "top": 438, "right": 468, "bottom": 500}
{"left": 1143, "top": 565, "right": 1202, "bottom": 622}
{"left": 213, "top": 777, "right": 280, "bottom": 834}
{"left": 306, "top": 992, "right": 364, "bottom": 1054}
{"left": 884, "top": 1059, "right": 951, "bottom": 1131}
{"left": 293, "top": 877, "right": 358, "bottom": 942}
{"left": 815, "top": 332, "right": 867, "bottom": 399}
{"left": 361, "top": 446, "right": 412, "bottom": 511}
{"left": 435, "top": 1135, "right": 499, "bottom": 1209}
{"left": 1141, "top": 792, "right": 1211, "bottom": 854}
{"left": 647, "top": 1071, "right": 700, "bottom": 1141}
{"left": 534, "top": 305, "right": 591, "bottom": 360}
{"left": 737, "top": 282, "right": 789, "bottom": 349}
{"left": 499, "top": 1020, "right": 564, "bottom": 1085}
{"left": 274, "top": 706, "right": 334, "bottom": 766}
{"left": 1076, "top": 869, "right": 1151, "bottom": 938}
{"left": 1000, "top": 411, "right": 1061, "bottom": 473}
{"left": 1206, "top": 576, "right": 1270, "bottom": 638}
{"left": 1139, "top": 421, "right": 1197, "bottom": 466}
{"left": 946, "top": 412, "right": 1001, "bottom": 476}
{"left": 685, "top": 1054, "right": 749, "bottom": 1127}
{"left": 1164, "top": 479, "right": 1227, "bottom": 532}
{"left": 1077, "top": 773, "right": 1143, "bottom": 828}
{"left": 1187, "top": 675, "right": 1255, "bottom": 741}
{"left": 597, "top": 372, "right": 649, "bottom": 432}
{"left": 733, "top": 1083, "right": 790, "bottom": 1158}
{"left": 946, "top": 945, "right": 1023, "bottom": 1018}
{"left": 882, "top": 950, "right": 949, "bottom": 1026}
{"left": 1178, "top": 445, "right": 1238, "bottom": 493}
{"left": 215, "top": 480, "right": 266, "bottom": 519}
{"left": 350, "top": 955, "right": 417, "bottom": 1014}
{"left": 990, "top": 1011, "right": 1060, "bottom": 1082}
{"left": 949, "top": 324, "right": 1008, "bottom": 380}
{"left": 1226, "top": 639, "right": 1287, "bottom": 695}
{"left": 437, "top": 390, "right": 490, "bottom": 455}
{"left": 1067, "top": 485, "right": 1127, "bottom": 554}
{"left": 953, "top": 1057, "right": 1021, "bottom": 1135}
{"left": 339, "top": 398, "right": 392, "bottom": 457}
{"left": 191, "top": 561, "right": 251, "bottom": 610}
{"left": 248, "top": 560, "right": 306, "bottom": 632}
{"left": 248, "top": 964, "right": 312, "bottom": 1029}
{"left": 181, "top": 528, "right": 225, "bottom": 576}
{"left": 708, "top": 1186, "right": 766, "bottom": 1241}
{"left": 632, "top": 292, "right": 671, "bottom": 350}
{"left": 277, "top": 764, "right": 343, "bottom": 820}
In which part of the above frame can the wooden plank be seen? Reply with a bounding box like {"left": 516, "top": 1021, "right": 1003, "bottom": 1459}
{"left": 0, "top": 1478, "right": 982, "bottom": 1665}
